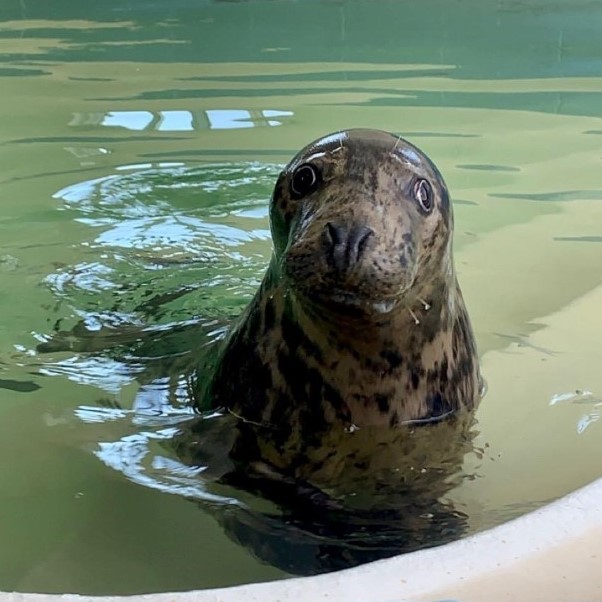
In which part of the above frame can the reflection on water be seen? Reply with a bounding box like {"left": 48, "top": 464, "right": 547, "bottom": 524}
{"left": 76, "top": 407, "right": 241, "bottom": 505}
{"left": 46, "top": 164, "right": 274, "bottom": 327}
{"left": 37, "top": 163, "right": 274, "bottom": 411}
{"left": 549, "top": 389, "right": 602, "bottom": 434}
{"left": 70, "top": 109, "right": 294, "bottom": 131}
{"left": 1, "top": 0, "right": 602, "bottom": 595}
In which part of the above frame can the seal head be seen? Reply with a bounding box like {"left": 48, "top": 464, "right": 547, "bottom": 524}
{"left": 271, "top": 129, "right": 452, "bottom": 318}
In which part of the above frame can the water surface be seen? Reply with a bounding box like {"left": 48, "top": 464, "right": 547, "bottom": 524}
{"left": 1, "top": 0, "right": 602, "bottom": 595}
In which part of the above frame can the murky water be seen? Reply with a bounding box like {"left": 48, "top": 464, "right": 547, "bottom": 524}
{"left": 1, "top": 0, "right": 601, "bottom": 595}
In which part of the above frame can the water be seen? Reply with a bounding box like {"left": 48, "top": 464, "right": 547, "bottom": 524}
{"left": 1, "top": 0, "right": 602, "bottom": 594}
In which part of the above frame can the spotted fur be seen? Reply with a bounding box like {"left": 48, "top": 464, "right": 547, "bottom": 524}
{"left": 193, "top": 129, "right": 482, "bottom": 481}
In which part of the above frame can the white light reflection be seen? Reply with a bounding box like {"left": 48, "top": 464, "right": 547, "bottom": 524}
{"left": 69, "top": 109, "right": 294, "bottom": 131}
{"left": 91, "top": 215, "right": 268, "bottom": 250}
{"left": 94, "top": 427, "right": 240, "bottom": 505}
{"left": 549, "top": 389, "right": 602, "bottom": 434}
{"left": 39, "top": 356, "right": 140, "bottom": 394}
{"left": 103, "top": 111, "right": 154, "bottom": 130}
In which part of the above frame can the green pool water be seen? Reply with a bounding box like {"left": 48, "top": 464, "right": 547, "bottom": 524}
{"left": 1, "top": 0, "right": 601, "bottom": 595}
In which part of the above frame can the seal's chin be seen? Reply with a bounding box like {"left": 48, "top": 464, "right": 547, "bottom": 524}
{"left": 371, "top": 299, "right": 399, "bottom": 314}
{"left": 299, "top": 287, "right": 402, "bottom": 317}
{"left": 333, "top": 294, "right": 400, "bottom": 315}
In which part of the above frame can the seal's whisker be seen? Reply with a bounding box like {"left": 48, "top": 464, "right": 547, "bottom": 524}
{"left": 408, "top": 307, "right": 420, "bottom": 325}
{"left": 418, "top": 297, "right": 431, "bottom": 311}
{"left": 227, "top": 408, "right": 272, "bottom": 429}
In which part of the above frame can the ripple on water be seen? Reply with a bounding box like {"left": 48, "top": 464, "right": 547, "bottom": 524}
{"left": 35, "top": 159, "right": 482, "bottom": 577}
{"left": 46, "top": 162, "right": 277, "bottom": 323}
{"left": 39, "top": 161, "right": 276, "bottom": 413}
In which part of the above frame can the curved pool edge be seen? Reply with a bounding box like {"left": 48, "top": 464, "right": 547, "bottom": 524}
{"left": 4, "top": 476, "right": 602, "bottom": 602}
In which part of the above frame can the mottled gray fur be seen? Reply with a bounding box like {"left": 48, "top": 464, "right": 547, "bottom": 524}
{"left": 193, "top": 129, "right": 482, "bottom": 482}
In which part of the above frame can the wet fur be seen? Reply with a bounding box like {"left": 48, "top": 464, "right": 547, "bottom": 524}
{"left": 192, "top": 129, "right": 482, "bottom": 482}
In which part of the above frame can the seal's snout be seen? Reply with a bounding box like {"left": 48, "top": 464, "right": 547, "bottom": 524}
{"left": 323, "top": 222, "right": 374, "bottom": 271}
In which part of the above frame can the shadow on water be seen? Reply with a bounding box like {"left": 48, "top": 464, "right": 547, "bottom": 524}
{"left": 33, "top": 161, "right": 479, "bottom": 576}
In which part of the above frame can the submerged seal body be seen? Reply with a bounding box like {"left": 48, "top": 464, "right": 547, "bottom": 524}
{"left": 192, "top": 128, "right": 481, "bottom": 480}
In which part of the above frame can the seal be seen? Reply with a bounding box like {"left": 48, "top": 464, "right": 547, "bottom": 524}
{"left": 191, "top": 128, "right": 482, "bottom": 483}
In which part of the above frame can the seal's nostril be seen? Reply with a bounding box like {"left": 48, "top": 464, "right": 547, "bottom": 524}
{"left": 323, "top": 222, "right": 374, "bottom": 270}
{"left": 352, "top": 226, "right": 374, "bottom": 262}
{"left": 325, "top": 222, "right": 344, "bottom": 247}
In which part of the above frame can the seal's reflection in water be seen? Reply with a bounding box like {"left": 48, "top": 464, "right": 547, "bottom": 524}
{"left": 172, "top": 407, "right": 475, "bottom": 574}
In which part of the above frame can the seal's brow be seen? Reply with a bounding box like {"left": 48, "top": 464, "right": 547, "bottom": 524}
{"left": 391, "top": 146, "right": 421, "bottom": 168}
{"left": 327, "top": 137, "right": 344, "bottom": 155}
{"left": 304, "top": 151, "right": 327, "bottom": 163}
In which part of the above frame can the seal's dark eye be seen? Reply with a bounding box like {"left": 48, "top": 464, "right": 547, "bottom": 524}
{"left": 291, "top": 163, "right": 320, "bottom": 199}
{"left": 413, "top": 179, "right": 433, "bottom": 213}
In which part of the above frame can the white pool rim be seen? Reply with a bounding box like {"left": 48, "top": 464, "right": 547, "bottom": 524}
{"left": 3, "top": 475, "right": 602, "bottom": 602}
